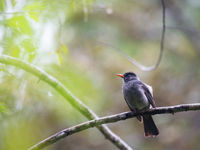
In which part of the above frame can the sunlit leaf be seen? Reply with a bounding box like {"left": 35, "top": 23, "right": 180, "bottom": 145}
{"left": 11, "top": 0, "right": 16, "bottom": 7}
{"left": 24, "top": 2, "right": 45, "bottom": 22}
{"left": 0, "top": 0, "right": 5, "bottom": 11}
{"left": 11, "top": 45, "right": 20, "bottom": 58}
{"left": 24, "top": 2, "right": 45, "bottom": 11}
{"left": 28, "top": 12, "right": 39, "bottom": 21}
{"left": 20, "top": 39, "right": 36, "bottom": 62}
{"left": 28, "top": 51, "right": 36, "bottom": 62}
{"left": 6, "top": 15, "right": 33, "bottom": 35}
{"left": 20, "top": 39, "right": 35, "bottom": 52}
{"left": 56, "top": 50, "right": 63, "bottom": 64}
{"left": 61, "top": 44, "right": 69, "bottom": 55}
{"left": 55, "top": 44, "right": 69, "bottom": 64}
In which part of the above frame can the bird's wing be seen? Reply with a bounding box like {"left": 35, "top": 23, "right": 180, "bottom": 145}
{"left": 141, "top": 83, "right": 156, "bottom": 108}
{"left": 123, "top": 96, "right": 135, "bottom": 111}
{"left": 124, "top": 96, "right": 142, "bottom": 122}
{"left": 144, "top": 83, "right": 153, "bottom": 96}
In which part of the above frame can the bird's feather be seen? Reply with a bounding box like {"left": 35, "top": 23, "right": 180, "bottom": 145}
{"left": 142, "top": 84, "right": 156, "bottom": 108}
{"left": 123, "top": 97, "right": 142, "bottom": 121}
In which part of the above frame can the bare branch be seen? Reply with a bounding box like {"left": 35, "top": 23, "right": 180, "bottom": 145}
{"left": 0, "top": 54, "right": 132, "bottom": 150}
{"left": 29, "top": 103, "right": 200, "bottom": 150}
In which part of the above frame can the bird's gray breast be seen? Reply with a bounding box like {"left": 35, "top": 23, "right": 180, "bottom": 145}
{"left": 123, "top": 81, "right": 149, "bottom": 111}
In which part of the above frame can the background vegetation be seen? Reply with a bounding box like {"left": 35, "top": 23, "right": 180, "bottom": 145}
{"left": 0, "top": 0, "right": 200, "bottom": 150}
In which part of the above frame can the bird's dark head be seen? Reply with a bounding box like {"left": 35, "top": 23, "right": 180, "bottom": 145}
{"left": 117, "top": 72, "right": 138, "bottom": 82}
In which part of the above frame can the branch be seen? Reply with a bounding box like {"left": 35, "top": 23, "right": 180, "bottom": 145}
{"left": 98, "top": 0, "right": 166, "bottom": 71}
{"left": 29, "top": 103, "right": 200, "bottom": 150}
{"left": 0, "top": 55, "right": 132, "bottom": 150}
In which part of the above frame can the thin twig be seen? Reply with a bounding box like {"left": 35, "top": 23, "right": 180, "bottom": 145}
{"left": 98, "top": 0, "right": 166, "bottom": 71}
{"left": 0, "top": 54, "right": 132, "bottom": 150}
{"left": 29, "top": 103, "right": 200, "bottom": 150}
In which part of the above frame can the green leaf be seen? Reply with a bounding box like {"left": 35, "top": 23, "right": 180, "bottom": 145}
{"left": 28, "top": 12, "right": 39, "bottom": 21}
{"left": 56, "top": 50, "right": 63, "bottom": 64}
{"left": 28, "top": 52, "right": 36, "bottom": 62}
{"left": 55, "top": 44, "right": 69, "bottom": 64}
{"left": 6, "top": 15, "right": 33, "bottom": 35}
{"left": 0, "top": 102, "right": 9, "bottom": 114}
{"left": 24, "top": 2, "right": 45, "bottom": 11}
{"left": 24, "top": 2, "right": 45, "bottom": 22}
{"left": 20, "top": 39, "right": 35, "bottom": 52}
{"left": 61, "top": 45, "right": 69, "bottom": 55}
{"left": 11, "top": 45, "right": 21, "bottom": 58}
{"left": 20, "top": 39, "right": 36, "bottom": 62}
{"left": 0, "top": 0, "right": 5, "bottom": 11}
{"left": 11, "top": 0, "right": 16, "bottom": 7}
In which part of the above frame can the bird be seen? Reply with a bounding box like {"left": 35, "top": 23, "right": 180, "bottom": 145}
{"left": 117, "top": 72, "right": 159, "bottom": 137}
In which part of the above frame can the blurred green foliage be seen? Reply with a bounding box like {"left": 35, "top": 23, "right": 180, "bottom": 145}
{"left": 0, "top": 0, "right": 200, "bottom": 150}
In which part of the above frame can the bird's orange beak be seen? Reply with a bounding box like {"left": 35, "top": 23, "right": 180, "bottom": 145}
{"left": 116, "top": 74, "right": 124, "bottom": 78}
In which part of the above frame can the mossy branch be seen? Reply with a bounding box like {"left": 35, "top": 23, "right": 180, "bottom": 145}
{"left": 0, "top": 54, "right": 132, "bottom": 150}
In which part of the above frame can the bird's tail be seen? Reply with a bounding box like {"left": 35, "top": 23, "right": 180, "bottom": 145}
{"left": 143, "top": 115, "right": 159, "bottom": 137}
